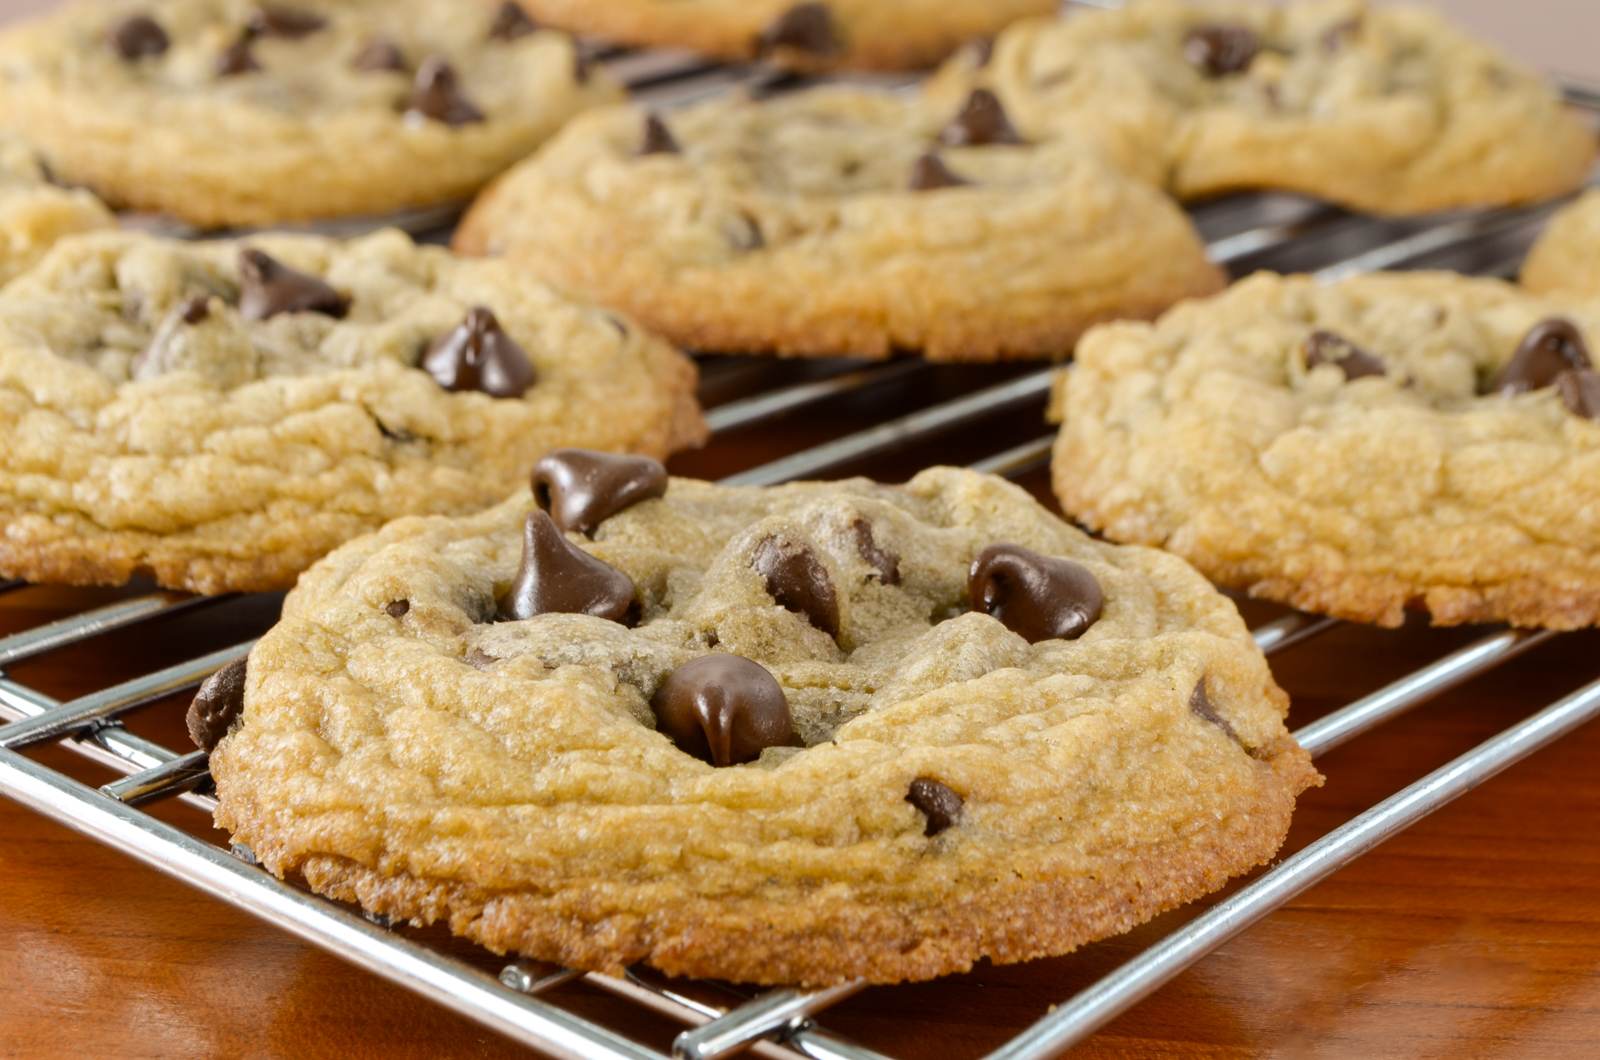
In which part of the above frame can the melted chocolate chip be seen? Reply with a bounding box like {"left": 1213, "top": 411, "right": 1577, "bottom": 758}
{"left": 1189, "top": 679, "right": 1243, "bottom": 747}
{"left": 939, "top": 89, "right": 1024, "bottom": 147}
{"left": 109, "top": 14, "right": 169, "bottom": 60}
{"left": 385, "top": 599, "right": 410, "bottom": 618}
{"left": 906, "top": 777, "right": 962, "bottom": 837}
{"left": 248, "top": 5, "right": 327, "bottom": 38}
{"left": 352, "top": 36, "right": 407, "bottom": 73}
{"left": 757, "top": 3, "right": 842, "bottom": 58}
{"left": 1304, "top": 329, "right": 1387, "bottom": 381}
{"left": 753, "top": 537, "right": 840, "bottom": 638}
{"left": 178, "top": 294, "right": 211, "bottom": 324}
{"left": 650, "top": 654, "right": 797, "bottom": 766}
{"left": 532, "top": 448, "right": 668, "bottom": 536}
{"left": 908, "top": 153, "right": 970, "bottom": 191}
{"left": 969, "top": 543, "right": 1104, "bottom": 643}
{"left": 216, "top": 34, "right": 262, "bottom": 77}
{"left": 488, "top": 1, "right": 537, "bottom": 41}
{"left": 1558, "top": 369, "right": 1600, "bottom": 419}
{"left": 851, "top": 519, "right": 900, "bottom": 585}
{"left": 1183, "top": 24, "right": 1261, "bottom": 77}
{"left": 422, "top": 306, "right": 537, "bottom": 398}
{"left": 1494, "top": 319, "right": 1593, "bottom": 395}
{"left": 499, "top": 510, "right": 638, "bottom": 624}
{"left": 237, "top": 248, "right": 350, "bottom": 321}
{"left": 406, "top": 58, "right": 485, "bottom": 126}
{"left": 639, "top": 112, "right": 682, "bottom": 156}
{"left": 187, "top": 658, "right": 247, "bottom": 752}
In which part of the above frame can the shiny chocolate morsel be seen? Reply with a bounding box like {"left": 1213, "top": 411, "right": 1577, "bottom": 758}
{"left": 969, "top": 543, "right": 1104, "bottom": 643}
{"left": 753, "top": 537, "right": 840, "bottom": 638}
{"left": 908, "top": 153, "right": 970, "bottom": 191}
{"left": 248, "top": 5, "right": 327, "bottom": 38}
{"left": 488, "top": 1, "right": 537, "bottom": 41}
{"left": 352, "top": 36, "right": 407, "bottom": 73}
{"left": 650, "top": 654, "right": 797, "bottom": 766}
{"left": 532, "top": 449, "right": 668, "bottom": 536}
{"left": 757, "top": 3, "right": 841, "bottom": 57}
{"left": 384, "top": 599, "right": 411, "bottom": 618}
{"left": 406, "top": 58, "right": 485, "bottom": 126}
{"left": 109, "top": 14, "right": 169, "bottom": 60}
{"left": 906, "top": 777, "right": 963, "bottom": 837}
{"left": 1304, "top": 329, "right": 1386, "bottom": 381}
{"left": 939, "top": 89, "right": 1024, "bottom": 147}
{"left": 851, "top": 518, "right": 900, "bottom": 585}
{"left": 499, "top": 510, "right": 638, "bottom": 624}
{"left": 1558, "top": 368, "right": 1600, "bottom": 419}
{"left": 422, "top": 306, "right": 537, "bottom": 398}
{"left": 1183, "top": 24, "right": 1261, "bottom": 76}
{"left": 1494, "top": 318, "right": 1593, "bottom": 395}
{"left": 187, "top": 658, "right": 247, "bottom": 752}
{"left": 237, "top": 248, "right": 350, "bottom": 321}
{"left": 639, "top": 112, "right": 682, "bottom": 156}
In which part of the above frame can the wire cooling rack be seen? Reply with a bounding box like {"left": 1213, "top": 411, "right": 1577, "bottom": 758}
{"left": 4, "top": 19, "right": 1600, "bottom": 1060}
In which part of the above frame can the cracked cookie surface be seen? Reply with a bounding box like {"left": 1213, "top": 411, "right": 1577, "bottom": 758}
{"left": 510, "top": 0, "right": 1057, "bottom": 72}
{"left": 927, "top": 0, "right": 1594, "bottom": 214}
{"left": 1524, "top": 191, "right": 1600, "bottom": 297}
{"left": 0, "top": 229, "right": 704, "bottom": 593}
{"left": 0, "top": 0, "right": 619, "bottom": 227}
{"left": 1052, "top": 272, "right": 1600, "bottom": 628}
{"left": 210, "top": 465, "right": 1317, "bottom": 986}
{"left": 455, "top": 87, "right": 1223, "bottom": 361}
{"left": 0, "top": 134, "right": 114, "bottom": 286}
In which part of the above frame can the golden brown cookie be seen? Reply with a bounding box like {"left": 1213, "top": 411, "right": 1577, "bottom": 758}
{"left": 1052, "top": 271, "right": 1600, "bottom": 629}
{"left": 209, "top": 463, "right": 1318, "bottom": 986}
{"left": 455, "top": 87, "right": 1224, "bottom": 362}
{"left": 0, "top": 229, "right": 704, "bottom": 593}
{"left": 0, "top": 134, "right": 115, "bottom": 286}
{"left": 1524, "top": 190, "right": 1600, "bottom": 296}
{"left": 0, "top": 0, "right": 619, "bottom": 228}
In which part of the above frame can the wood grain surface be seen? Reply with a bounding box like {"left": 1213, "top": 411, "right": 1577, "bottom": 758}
{"left": 1, "top": 2, "right": 1599, "bottom": 1058}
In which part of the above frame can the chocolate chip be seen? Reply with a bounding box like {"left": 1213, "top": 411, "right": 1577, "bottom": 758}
{"left": 216, "top": 35, "right": 262, "bottom": 77}
{"left": 908, "top": 153, "right": 970, "bottom": 191}
{"left": 939, "top": 89, "right": 1024, "bottom": 147}
{"left": 640, "top": 112, "right": 681, "bottom": 156}
{"left": 757, "top": 3, "right": 842, "bottom": 58}
{"left": 1494, "top": 319, "right": 1592, "bottom": 395}
{"left": 109, "top": 14, "right": 169, "bottom": 60}
{"left": 1183, "top": 24, "right": 1261, "bottom": 77}
{"left": 969, "top": 543, "right": 1104, "bottom": 643}
{"left": 1558, "top": 369, "right": 1600, "bottom": 419}
{"left": 906, "top": 777, "right": 962, "bottom": 837}
{"left": 385, "top": 599, "right": 410, "bottom": 618}
{"left": 422, "top": 306, "right": 537, "bottom": 398}
{"left": 248, "top": 5, "right": 327, "bottom": 38}
{"left": 851, "top": 519, "right": 900, "bottom": 585}
{"left": 650, "top": 654, "right": 797, "bottom": 766}
{"left": 187, "top": 658, "right": 247, "bottom": 753}
{"left": 406, "top": 58, "right": 485, "bottom": 126}
{"left": 1189, "top": 679, "right": 1243, "bottom": 747}
{"left": 499, "top": 510, "right": 638, "bottom": 624}
{"left": 352, "top": 36, "right": 407, "bottom": 73}
{"left": 488, "top": 1, "right": 537, "bottom": 41}
{"left": 178, "top": 294, "right": 211, "bottom": 324}
{"left": 1304, "top": 329, "right": 1386, "bottom": 381}
{"left": 753, "top": 537, "right": 840, "bottom": 638}
{"left": 532, "top": 449, "right": 668, "bottom": 536}
{"left": 238, "top": 248, "right": 350, "bottom": 322}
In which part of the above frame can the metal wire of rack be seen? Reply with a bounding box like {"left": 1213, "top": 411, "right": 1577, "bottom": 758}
{"left": 2, "top": 22, "right": 1600, "bottom": 1060}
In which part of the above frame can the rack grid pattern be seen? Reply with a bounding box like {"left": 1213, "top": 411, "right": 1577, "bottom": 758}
{"left": 3, "top": 20, "right": 1600, "bottom": 1060}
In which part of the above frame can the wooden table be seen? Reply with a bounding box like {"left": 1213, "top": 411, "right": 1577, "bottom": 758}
{"left": 2, "top": 2, "right": 1600, "bottom": 1058}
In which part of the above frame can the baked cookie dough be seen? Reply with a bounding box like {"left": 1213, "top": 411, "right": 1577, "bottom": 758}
{"left": 207, "top": 460, "right": 1318, "bottom": 985}
{"left": 1052, "top": 271, "right": 1600, "bottom": 629}
{"left": 0, "top": 229, "right": 704, "bottom": 594}
{"left": 510, "top": 0, "right": 1058, "bottom": 72}
{"left": 927, "top": 0, "right": 1595, "bottom": 214}
{"left": 0, "top": 134, "right": 115, "bottom": 286}
{"left": 0, "top": 0, "right": 620, "bottom": 228}
{"left": 455, "top": 87, "right": 1224, "bottom": 361}
{"left": 1523, "top": 191, "right": 1600, "bottom": 297}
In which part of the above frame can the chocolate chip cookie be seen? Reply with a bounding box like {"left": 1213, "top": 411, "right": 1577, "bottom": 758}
{"left": 509, "top": 0, "right": 1056, "bottom": 72}
{"left": 208, "top": 461, "right": 1317, "bottom": 985}
{"left": 1524, "top": 191, "right": 1600, "bottom": 297}
{"left": 0, "top": 229, "right": 704, "bottom": 594}
{"left": 1052, "top": 271, "right": 1600, "bottom": 629}
{"left": 0, "top": 0, "right": 619, "bottom": 228}
{"left": 455, "top": 87, "right": 1224, "bottom": 361}
{"left": 0, "top": 134, "right": 115, "bottom": 286}
{"left": 928, "top": 0, "right": 1595, "bottom": 215}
